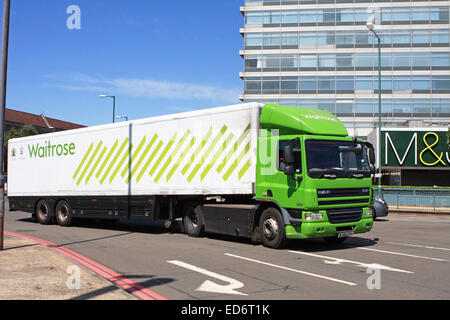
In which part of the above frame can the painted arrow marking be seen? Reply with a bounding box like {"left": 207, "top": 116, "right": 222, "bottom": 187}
{"left": 168, "top": 260, "right": 247, "bottom": 296}
{"left": 288, "top": 250, "right": 414, "bottom": 274}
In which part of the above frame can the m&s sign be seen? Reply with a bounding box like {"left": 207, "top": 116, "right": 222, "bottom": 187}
{"left": 382, "top": 129, "right": 450, "bottom": 168}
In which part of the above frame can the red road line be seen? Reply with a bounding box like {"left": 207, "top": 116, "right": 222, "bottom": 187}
{"left": 57, "top": 246, "right": 167, "bottom": 300}
{"left": 5, "top": 231, "right": 167, "bottom": 301}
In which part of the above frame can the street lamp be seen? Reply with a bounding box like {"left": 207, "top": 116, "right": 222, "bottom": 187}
{"left": 0, "top": 0, "right": 11, "bottom": 251}
{"left": 99, "top": 94, "right": 116, "bottom": 123}
{"left": 116, "top": 115, "right": 128, "bottom": 122}
{"left": 367, "top": 22, "right": 382, "bottom": 197}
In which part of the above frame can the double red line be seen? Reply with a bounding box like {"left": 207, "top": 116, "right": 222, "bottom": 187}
{"left": 5, "top": 231, "right": 167, "bottom": 301}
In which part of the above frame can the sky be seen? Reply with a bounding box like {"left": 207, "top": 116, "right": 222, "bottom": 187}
{"left": 1, "top": 0, "right": 244, "bottom": 126}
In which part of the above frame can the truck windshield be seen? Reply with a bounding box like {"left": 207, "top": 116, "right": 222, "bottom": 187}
{"left": 305, "top": 140, "right": 371, "bottom": 179}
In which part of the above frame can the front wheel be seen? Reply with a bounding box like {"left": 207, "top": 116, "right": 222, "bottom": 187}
{"left": 183, "top": 203, "right": 205, "bottom": 237}
{"left": 260, "top": 207, "right": 287, "bottom": 249}
{"left": 55, "top": 200, "right": 73, "bottom": 227}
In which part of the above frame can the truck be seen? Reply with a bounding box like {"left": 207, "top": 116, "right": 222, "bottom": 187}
{"left": 7, "top": 103, "right": 376, "bottom": 249}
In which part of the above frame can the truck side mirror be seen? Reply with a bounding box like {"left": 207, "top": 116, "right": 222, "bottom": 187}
{"left": 364, "top": 142, "right": 376, "bottom": 166}
{"left": 283, "top": 145, "right": 295, "bottom": 164}
{"left": 368, "top": 147, "right": 375, "bottom": 166}
{"left": 282, "top": 145, "right": 298, "bottom": 178}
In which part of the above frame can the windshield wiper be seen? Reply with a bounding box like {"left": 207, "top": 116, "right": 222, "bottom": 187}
{"left": 348, "top": 173, "right": 365, "bottom": 179}
{"left": 309, "top": 168, "right": 338, "bottom": 179}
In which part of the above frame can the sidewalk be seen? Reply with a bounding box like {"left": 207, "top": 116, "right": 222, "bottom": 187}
{"left": 388, "top": 206, "right": 450, "bottom": 215}
{"left": 0, "top": 236, "right": 136, "bottom": 300}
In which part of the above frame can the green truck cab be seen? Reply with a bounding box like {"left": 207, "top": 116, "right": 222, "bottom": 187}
{"left": 255, "top": 104, "right": 375, "bottom": 248}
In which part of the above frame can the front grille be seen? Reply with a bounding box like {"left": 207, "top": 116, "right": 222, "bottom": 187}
{"left": 319, "top": 198, "right": 370, "bottom": 206}
{"left": 327, "top": 208, "right": 363, "bottom": 224}
{"left": 317, "top": 188, "right": 370, "bottom": 198}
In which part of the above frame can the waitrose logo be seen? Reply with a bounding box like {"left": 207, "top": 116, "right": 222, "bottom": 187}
{"left": 28, "top": 141, "right": 76, "bottom": 158}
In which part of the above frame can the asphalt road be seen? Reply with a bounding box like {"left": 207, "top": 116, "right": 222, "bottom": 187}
{"left": 4, "top": 209, "right": 450, "bottom": 300}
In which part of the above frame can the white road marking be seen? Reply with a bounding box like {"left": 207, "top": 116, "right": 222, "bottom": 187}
{"left": 225, "top": 253, "right": 357, "bottom": 286}
{"left": 386, "top": 242, "right": 450, "bottom": 252}
{"left": 167, "top": 260, "right": 247, "bottom": 296}
{"left": 288, "top": 250, "right": 413, "bottom": 274}
{"left": 351, "top": 247, "right": 449, "bottom": 262}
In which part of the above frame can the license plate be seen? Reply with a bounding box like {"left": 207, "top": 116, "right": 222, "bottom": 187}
{"left": 338, "top": 231, "right": 353, "bottom": 238}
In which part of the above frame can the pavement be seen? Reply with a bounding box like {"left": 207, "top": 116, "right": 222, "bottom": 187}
{"left": 0, "top": 236, "right": 136, "bottom": 300}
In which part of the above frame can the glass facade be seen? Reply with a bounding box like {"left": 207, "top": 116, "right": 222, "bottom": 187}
{"left": 240, "top": 0, "right": 450, "bottom": 133}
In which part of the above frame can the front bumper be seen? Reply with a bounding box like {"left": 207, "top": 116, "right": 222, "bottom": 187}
{"left": 285, "top": 209, "right": 373, "bottom": 239}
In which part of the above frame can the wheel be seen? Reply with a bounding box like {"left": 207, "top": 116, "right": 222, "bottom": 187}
{"left": 259, "top": 207, "right": 287, "bottom": 249}
{"left": 324, "top": 236, "right": 348, "bottom": 244}
{"left": 55, "top": 200, "right": 73, "bottom": 227}
{"left": 35, "top": 199, "right": 52, "bottom": 225}
{"left": 183, "top": 203, "right": 204, "bottom": 237}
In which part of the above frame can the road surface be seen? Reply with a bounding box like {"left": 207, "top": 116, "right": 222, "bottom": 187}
{"left": 4, "top": 209, "right": 450, "bottom": 300}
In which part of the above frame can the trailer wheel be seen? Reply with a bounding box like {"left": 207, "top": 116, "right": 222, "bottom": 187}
{"left": 183, "top": 203, "right": 205, "bottom": 237}
{"left": 35, "top": 200, "right": 52, "bottom": 225}
{"left": 55, "top": 200, "right": 73, "bottom": 227}
{"left": 260, "top": 207, "right": 287, "bottom": 249}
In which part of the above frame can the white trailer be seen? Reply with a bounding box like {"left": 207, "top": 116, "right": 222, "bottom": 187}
{"left": 8, "top": 103, "right": 261, "bottom": 198}
{"left": 8, "top": 103, "right": 262, "bottom": 231}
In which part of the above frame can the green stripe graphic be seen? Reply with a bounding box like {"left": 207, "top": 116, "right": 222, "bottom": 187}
{"left": 182, "top": 128, "right": 213, "bottom": 175}
{"left": 110, "top": 143, "right": 133, "bottom": 183}
{"left": 100, "top": 138, "right": 129, "bottom": 185}
{"left": 155, "top": 131, "right": 190, "bottom": 183}
{"left": 126, "top": 134, "right": 158, "bottom": 184}
{"left": 187, "top": 126, "right": 227, "bottom": 183}
{"left": 216, "top": 124, "right": 250, "bottom": 174}
{"left": 223, "top": 142, "right": 250, "bottom": 181}
{"left": 121, "top": 136, "right": 147, "bottom": 178}
{"left": 201, "top": 132, "right": 234, "bottom": 181}
{"left": 166, "top": 137, "right": 196, "bottom": 183}
{"left": 77, "top": 141, "right": 103, "bottom": 185}
{"left": 150, "top": 133, "right": 177, "bottom": 177}
{"left": 85, "top": 146, "right": 107, "bottom": 184}
{"left": 73, "top": 143, "right": 94, "bottom": 180}
{"left": 238, "top": 159, "right": 252, "bottom": 180}
{"left": 96, "top": 139, "right": 118, "bottom": 179}
{"left": 136, "top": 140, "right": 163, "bottom": 183}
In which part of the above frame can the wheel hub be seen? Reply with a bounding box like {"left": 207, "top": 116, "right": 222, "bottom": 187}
{"left": 263, "top": 217, "right": 278, "bottom": 239}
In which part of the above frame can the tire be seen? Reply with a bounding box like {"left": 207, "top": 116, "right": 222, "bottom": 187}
{"left": 183, "top": 203, "right": 205, "bottom": 237}
{"left": 55, "top": 200, "right": 73, "bottom": 227}
{"left": 35, "top": 199, "right": 52, "bottom": 225}
{"left": 324, "top": 236, "right": 348, "bottom": 244}
{"left": 259, "top": 207, "right": 287, "bottom": 249}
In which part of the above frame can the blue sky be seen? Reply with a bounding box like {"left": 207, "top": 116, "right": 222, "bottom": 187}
{"left": 2, "top": 0, "right": 244, "bottom": 126}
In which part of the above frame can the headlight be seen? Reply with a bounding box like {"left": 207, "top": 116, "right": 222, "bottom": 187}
{"left": 305, "top": 213, "right": 323, "bottom": 221}
{"left": 365, "top": 209, "right": 374, "bottom": 216}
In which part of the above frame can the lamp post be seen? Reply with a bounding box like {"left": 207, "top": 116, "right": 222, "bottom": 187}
{"left": 116, "top": 115, "right": 128, "bottom": 122}
{"left": 99, "top": 94, "right": 116, "bottom": 123}
{"left": 0, "top": 0, "right": 11, "bottom": 251}
{"left": 367, "top": 22, "right": 382, "bottom": 197}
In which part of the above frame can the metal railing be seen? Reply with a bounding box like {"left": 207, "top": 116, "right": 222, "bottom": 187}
{"left": 374, "top": 187, "right": 450, "bottom": 213}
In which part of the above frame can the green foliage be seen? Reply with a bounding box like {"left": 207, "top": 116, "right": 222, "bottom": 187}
{"left": 4, "top": 125, "right": 38, "bottom": 153}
